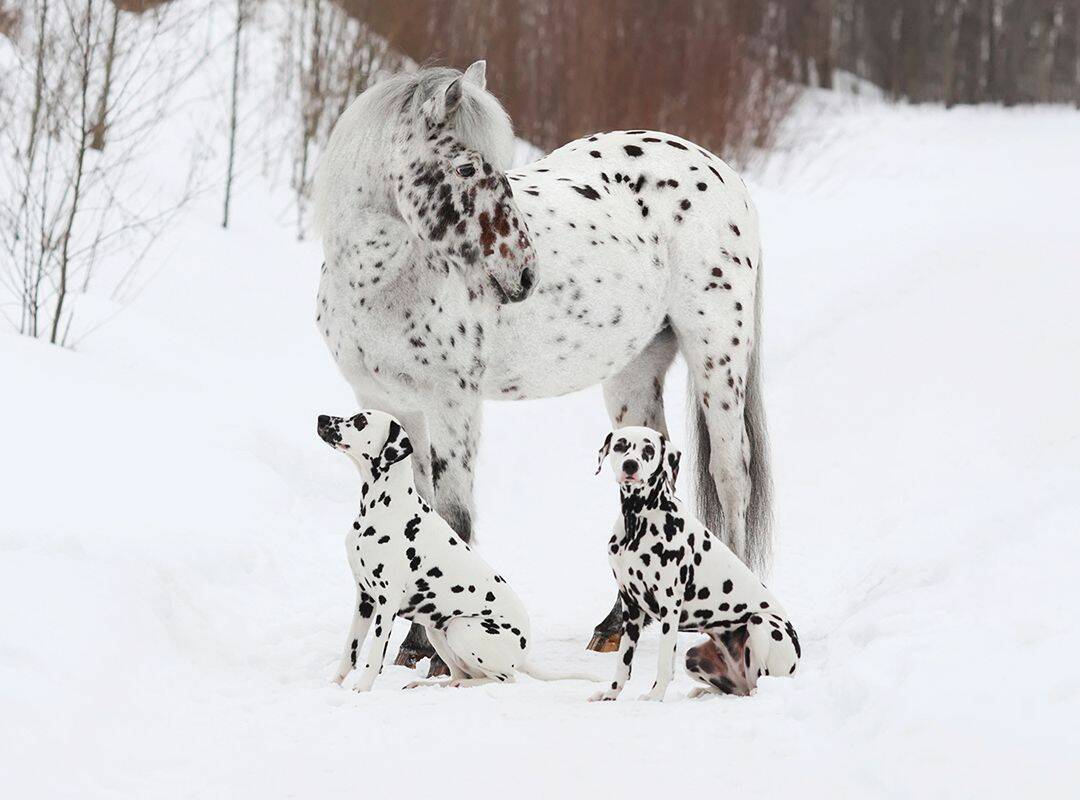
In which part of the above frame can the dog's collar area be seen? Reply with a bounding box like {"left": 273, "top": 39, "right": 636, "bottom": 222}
{"left": 619, "top": 472, "right": 671, "bottom": 499}
{"left": 356, "top": 454, "right": 415, "bottom": 492}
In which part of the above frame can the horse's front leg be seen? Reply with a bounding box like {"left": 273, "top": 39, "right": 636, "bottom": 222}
{"left": 425, "top": 396, "right": 481, "bottom": 546}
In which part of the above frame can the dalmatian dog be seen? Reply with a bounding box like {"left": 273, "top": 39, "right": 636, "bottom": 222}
{"left": 318, "top": 409, "right": 594, "bottom": 690}
{"left": 590, "top": 426, "right": 801, "bottom": 702}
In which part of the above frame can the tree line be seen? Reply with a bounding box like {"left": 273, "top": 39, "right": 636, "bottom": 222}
{"left": 348, "top": 0, "right": 1080, "bottom": 156}
{"left": 807, "top": 0, "right": 1080, "bottom": 106}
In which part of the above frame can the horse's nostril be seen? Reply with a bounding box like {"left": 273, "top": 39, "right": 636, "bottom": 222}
{"left": 623, "top": 459, "right": 639, "bottom": 476}
{"left": 520, "top": 267, "right": 535, "bottom": 293}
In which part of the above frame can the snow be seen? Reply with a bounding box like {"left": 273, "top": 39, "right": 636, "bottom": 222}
{"left": 3, "top": 60, "right": 1080, "bottom": 799}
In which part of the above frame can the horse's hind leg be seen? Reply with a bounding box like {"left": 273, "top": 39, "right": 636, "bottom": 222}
{"left": 602, "top": 326, "right": 677, "bottom": 435}
{"left": 587, "top": 328, "right": 677, "bottom": 653}
{"left": 675, "top": 328, "right": 753, "bottom": 567}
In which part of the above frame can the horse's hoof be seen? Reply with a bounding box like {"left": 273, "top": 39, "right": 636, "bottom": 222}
{"left": 425, "top": 656, "right": 450, "bottom": 678}
{"left": 586, "top": 631, "right": 622, "bottom": 653}
{"left": 394, "top": 645, "right": 433, "bottom": 670}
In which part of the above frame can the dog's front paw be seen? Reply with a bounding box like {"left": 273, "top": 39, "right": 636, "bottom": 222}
{"left": 333, "top": 673, "right": 347, "bottom": 686}
{"left": 588, "top": 689, "right": 621, "bottom": 702}
{"left": 352, "top": 681, "right": 374, "bottom": 693}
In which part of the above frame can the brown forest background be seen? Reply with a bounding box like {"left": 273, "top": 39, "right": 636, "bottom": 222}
{"left": 348, "top": 0, "right": 1080, "bottom": 155}
{"left": 5, "top": 1, "right": 1079, "bottom": 158}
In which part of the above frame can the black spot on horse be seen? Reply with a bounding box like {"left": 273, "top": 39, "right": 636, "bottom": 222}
{"left": 572, "top": 184, "right": 601, "bottom": 201}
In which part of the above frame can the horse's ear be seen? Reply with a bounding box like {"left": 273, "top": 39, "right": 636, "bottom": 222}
{"left": 463, "top": 60, "right": 487, "bottom": 90}
{"left": 595, "top": 432, "right": 613, "bottom": 475}
{"left": 378, "top": 419, "right": 413, "bottom": 469}
{"left": 423, "top": 77, "right": 465, "bottom": 125}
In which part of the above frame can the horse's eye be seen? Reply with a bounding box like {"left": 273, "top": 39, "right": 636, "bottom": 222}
{"left": 456, "top": 164, "right": 476, "bottom": 178}
{"left": 641, "top": 445, "right": 655, "bottom": 460}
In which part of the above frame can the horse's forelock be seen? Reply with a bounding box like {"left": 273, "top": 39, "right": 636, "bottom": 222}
{"left": 404, "top": 67, "right": 515, "bottom": 170}
{"left": 313, "top": 66, "right": 515, "bottom": 235}
{"left": 451, "top": 84, "right": 515, "bottom": 170}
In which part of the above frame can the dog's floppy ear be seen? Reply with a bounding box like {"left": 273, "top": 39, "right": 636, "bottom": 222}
{"left": 660, "top": 434, "right": 681, "bottom": 492}
{"left": 595, "top": 431, "right": 613, "bottom": 475}
{"left": 378, "top": 419, "right": 413, "bottom": 469}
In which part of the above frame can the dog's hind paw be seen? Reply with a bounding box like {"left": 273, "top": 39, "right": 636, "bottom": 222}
{"left": 638, "top": 689, "right": 667, "bottom": 702}
{"left": 588, "top": 689, "right": 621, "bottom": 702}
{"left": 687, "top": 687, "right": 719, "bottom": 699}
{"left": 404, "top": 678, "right": 450, "bottom": 690}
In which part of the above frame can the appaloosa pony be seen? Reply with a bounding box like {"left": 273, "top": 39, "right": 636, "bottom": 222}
{"left": 313, "top": 61, "right": 771, "bottom": 673}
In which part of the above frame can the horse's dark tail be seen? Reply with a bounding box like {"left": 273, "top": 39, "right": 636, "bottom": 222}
{"left": 687, "top": 252, "right": 773, "bottom": 575}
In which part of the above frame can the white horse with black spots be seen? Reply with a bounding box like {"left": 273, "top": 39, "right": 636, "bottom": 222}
{"left": 314, "top": 60, "right": 772, "bottom": 673}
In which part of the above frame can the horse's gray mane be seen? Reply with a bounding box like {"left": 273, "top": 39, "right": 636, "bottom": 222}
{"left": 314, "top": 65, "right": 515, "bottom": 235}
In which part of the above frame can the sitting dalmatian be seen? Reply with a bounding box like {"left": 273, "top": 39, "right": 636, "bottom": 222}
{"left": 590, "top": 426, "right": 801, "bottom": 702}
{"left": 318, "top": 409, "right": 592, "bottom": 691}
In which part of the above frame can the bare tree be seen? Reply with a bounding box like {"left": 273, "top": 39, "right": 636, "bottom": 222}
{"left": 89, "top": 2, "right": 120, "bottom": 150}
{"left": 0, "top": 0, "right": 211, "bottom": 345}
{"left": 222, "top": 0, "right": 244, "bottom": 228}
{"left": 273, "top": 0, "right": 400, "bottom": 238}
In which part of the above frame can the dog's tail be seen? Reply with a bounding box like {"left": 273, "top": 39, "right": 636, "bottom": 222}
{"left": 518, "top": 660, "right": 600, "bottom": 683}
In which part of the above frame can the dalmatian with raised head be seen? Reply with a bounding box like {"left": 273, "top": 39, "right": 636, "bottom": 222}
{"left": 318, "top": 409, "right": 593, "bottom": 690}
{"left": 590, "top": 426, "right": 801, "bottom": 702}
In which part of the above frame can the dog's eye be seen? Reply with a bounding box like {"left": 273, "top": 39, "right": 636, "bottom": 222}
{"left": 641, "top": 445, "right": 655, "bottom": 460}
{"left": 612, "top": 441, "right": 627, "bottom": 454}
{"left": 456, "top": 163, "right": 476, "bottom": 178}
{"left": 350, "top": 414, "right": 368, "bottom": 430}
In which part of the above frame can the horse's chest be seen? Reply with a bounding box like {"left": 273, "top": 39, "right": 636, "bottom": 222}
{"left": 318, "top": 274, "right": 484, "bottom": 396}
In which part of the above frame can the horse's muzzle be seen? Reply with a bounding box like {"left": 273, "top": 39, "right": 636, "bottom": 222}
{"left": 505, "top": 266, "right": 535, "bottom": 303}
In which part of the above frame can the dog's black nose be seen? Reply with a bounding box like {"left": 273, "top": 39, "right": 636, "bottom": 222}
{"left": 623, "top": 459, "right": 638, "bottom": 476}
{"left": 317, "top": 414, "right": 331, "bottom": 429}
{"left": 520, "top": 266, "right": 535, "bottom": 293}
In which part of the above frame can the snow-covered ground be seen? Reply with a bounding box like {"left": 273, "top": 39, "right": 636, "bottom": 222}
{"left": 3, "top": 75, "right": 1079, "bottom": 797}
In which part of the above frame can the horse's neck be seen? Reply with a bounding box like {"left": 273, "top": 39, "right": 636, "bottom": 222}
{"left": 322, "top": 208, "right": 448, "bottom": 311}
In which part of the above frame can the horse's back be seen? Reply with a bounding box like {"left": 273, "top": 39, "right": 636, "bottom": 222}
{"left": 485, "top": 130, "right": 759, "bottom": 399}
{"left": 511, "top": 130, "right": 755, "bottom": 222}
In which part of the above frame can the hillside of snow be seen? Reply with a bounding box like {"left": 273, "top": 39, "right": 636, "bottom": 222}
{"left": 2, "top": 62, "right": 1079, "bottom": 799}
